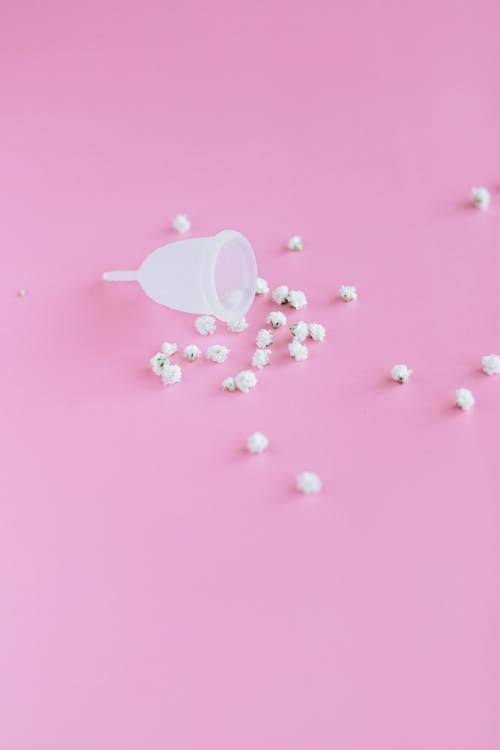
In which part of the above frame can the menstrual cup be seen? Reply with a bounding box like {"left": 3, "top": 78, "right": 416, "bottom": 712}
{"left": 103, "top": 229, "right": 257, "bottom": 322}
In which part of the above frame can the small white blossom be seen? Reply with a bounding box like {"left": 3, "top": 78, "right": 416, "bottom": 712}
{"left": 161, "top": 341, "right": 178, "bottom": 357}
{"left": 456, "top": 388, "right": 475, "bottom": 410}
{"left": 172, "top": 213, "right": 191, "bottom": 232}
{"left": 183, "top": 344, "right": 201, "bottom": 362}
{"left": 290, "top": 321, "right": 309, "bottom": 342}
{"left": 339, "top": 285, "right": 357, "bottom": 302}
{"left": 287, "top": 235, "right": 303, "bottom": 251}
{"left": 255, "top": 277, "right": 269, "bottom": 295}
{"left": 287, "top": 289, "right": 307, "bottom": 310}
{"left": 206, "top": 344, "right": 230, "bottom": 363}
{"left": 252, "top": 348, "right": 271, "bottom": 369}
{"left": 391, "top": 363, "right": 412, "bottom": 384}
{"left": 235, "top": 370, "right": 257, "bottom": 393}
{"left": 161, "top": 363, "right": 182, "bottom": 385}
{"left": 272, "top": 285, "right": 289, "bottom": 305}
{"left": 222, "top": 377, "right": 236, "bottom": 392}
{"left": 471, "top": 187, "right": 490, "bottom": 209}
{"left": 288, "top": 340, "right": 308, "bottom": 361}
{"left": 227, "top": 317, "right": 249, "bottom": 333}
{"left": 195, "top": 315, "right": 216, "bottom": 335}
{"left": 256, "top": 328, "right": 273, "bottom": 348}
{"left": 308, "top": 322, "right": 326, "bottom": 341}
{"left": 267, "top": 310, "right": 287, "bottom": 329}
{"left": 247, "top": 432, "right": 269, "bottom": 453}
{"left": 481, "top": 353, "right": 500, "bottom": 375}
{"left": 297, "top": 471, "right": 322, "bottom": 494}
{"left": 150, "top": 352, "right": 168, "bottom": 375}
{"left": 17, "top": 288, "right": 27, "bottom": 297}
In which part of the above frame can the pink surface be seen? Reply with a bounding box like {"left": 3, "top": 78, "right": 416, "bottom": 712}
{"left": 1, "top": 1, "right": 499, "bottom": 747}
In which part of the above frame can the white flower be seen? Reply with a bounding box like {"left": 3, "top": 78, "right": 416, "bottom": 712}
{"left": 222, "top": 377, "right": 236, "bottom": 392}
{"left": 17, "top": 288, "right": 27, "bottom": 297}
{"left": 206, "top": 344, "right": 230, "bottom": 363}
{"left": 287, "top": 235, "right": 303, "bottom": 251}
{"left": 150, "top": 352, "right": 168, "bottom": 375}
{"left": 267, "top": 310, "right": 287, "bottom": 328}
{"left": 183, "top": 344, "right": 201, "bottom": 361}
{"left": 256, "top": 328, "right": 273, "bottom": 348}
{"left": 235, "top": 370, "right": 257, "bottom": 393}
{"left": 161, "top": 341, "right": 178, "bottom": 357}
{"left": 288, "top": 340, "right": 308, "bottom": 361}
{"left": 172, "top": 213, "right": 191, "bottom": 232}
{"left": 339, "top": 285, "right": 357, "bottom": 302}
{"left": 255, "top": 277, "right": 269, "bottom": 295}
{"left": 227, "top": 317, "right": 249, "bottom": 333}
{"left": 456, "top": 388, "right": 475, "bottom": 410}
{"left": 161, "top": 363, "right": 182, "bottom": 385}
{"left": 481, "top": 353, "right": 500, "bottom": 375}
{"left": 308, "top": 322, "right": 326, "bottom": 341}
{"left": 195, "top": 315, "right": 216, "bottom": 335}
{"left": 247, "top": 432, "right": 269, "bottom": 453}
{"left": 472, "top": 187, "right": 490, "bottom": 208}
{"left": 272, "top": 285, "right": 289, "bottom": 305}
{"left": 290, "top": 320, "right": 309, "bottom": 342}
{"left": 287, "top": 289, "right": 307, "bottom": 310}
{"left": 252, "top": 348, "right": 271, "bottom": 369}
{"left": 391, "top": 363, "right": 412, "bottom": 384}
{"left": 297, "top": 471, "right": 322, "bottom": 494}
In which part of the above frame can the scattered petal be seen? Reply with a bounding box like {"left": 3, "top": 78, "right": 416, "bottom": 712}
{"left": 247, "top": 432, "right": 269, "bottom": 453}
{"left": 172, "top": 213, "right": 191, "bottom": 232}
{"left": 456, "top": 388, "right": 475, "bottom": 410}
{"left": 195, "top": 315, "right": 216, "bottom": 335}
{"left": 297, "top": 471, "right": 322, "bottom": 494}
{"left": 391, "top": 363, "right": 412, "bottom": 384}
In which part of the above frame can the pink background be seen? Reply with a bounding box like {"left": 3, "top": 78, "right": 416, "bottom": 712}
{"left": 1, "top": 1, "right": 499, "bottom": 747}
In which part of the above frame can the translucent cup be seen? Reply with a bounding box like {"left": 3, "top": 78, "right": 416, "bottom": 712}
{"left": 103, "top": 229, "right": 257, "bottom": 322}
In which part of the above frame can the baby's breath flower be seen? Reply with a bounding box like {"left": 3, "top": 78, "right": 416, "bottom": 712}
{"left": 227, "top": 317, "right": 249, "bottom": 333}
{"left": 297, "top": 471, "right": 322, "bottom": 494}
{"left": 195, "top": 315, "right": 216, "bottom": 335}
{"left": 183, "top": 344, "right": 201, "bottom": 362}
{"left": 339, "top": 285, "right": 357, "bottom": 302}
{"left": 290, "top": 321, "right": 309, "bottom": 342}
{"left": 267, "top": 311, "right": 287, "bottom": 329}
{"left": 272, "top": 285, "right": 289, "bottom": 305}
{"left": 206, "top": 344, "right": 230, "bottom": 363}
{"left": 391, "top": 363, "right": 412, "bottom": 384}
{"left": 256, "top": 328, "right": 273, "bottom": 348}
{"left": 150, "top": 352, "right": 168, "bottom": 375}
{"left": 255, "top": 277, "right": 269, "bottom": 295}
{"left": 287, "top": 235, "right": 303, "bottom": 251}
{"left": 161, "top": 341, "right": 178, "bottom": 357}
{"left": 252, "top": 349, "right": 271, "bottom": 369}
{"left": 308, "top": 322, "right": 326, "bottom": 341}
{"left": 471, "top": 187, "right": 490, "bottom": 208}
{"left": 287, "top": 289, "right": 307, "bottom": 310}
{"left": 235, "top": 370, "right": 257, "bottom": 393}
{"left": 481, "top": 353, "right": 500, "bottom": 375}
{"left": 247, "top": 432, "right": 269, "bottom": 453}
{"left": 222, "top": 377, "right": 236, "bottom": 392}
{"left": 456, "top": 388, "right": 475, "bottom": 410}
{"left": 288, "top": 340, "right": 308, "bottom": 361}
{"left": 161, "top": 363, "right": 182, "bottom": 385}
{"left": 172, "top": 213, "right": 191, "bottom": 232}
